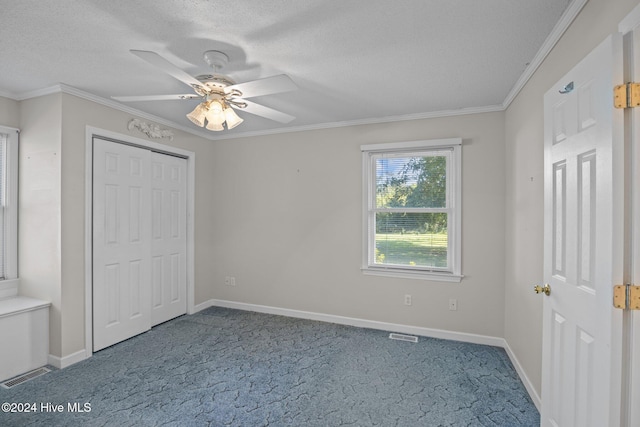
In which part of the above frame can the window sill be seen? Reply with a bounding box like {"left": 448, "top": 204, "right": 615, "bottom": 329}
{"left": 362, "top": 267, "right": 463, "bottom": 282}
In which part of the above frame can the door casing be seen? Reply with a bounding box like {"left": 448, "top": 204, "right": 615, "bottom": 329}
{"left": 619, "top": 5, "right": 640, "bottom": 426}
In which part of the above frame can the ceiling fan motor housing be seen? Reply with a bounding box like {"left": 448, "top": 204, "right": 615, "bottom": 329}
{"left": 193, "top": 74, "right": 236, "bottom": 96}
{"left": 203, "top": 50, "right": 229, "bottom": 70}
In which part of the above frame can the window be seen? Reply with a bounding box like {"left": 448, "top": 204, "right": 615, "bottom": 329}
{"left": 361, "top": 138, "right": 462, "bottom": 281}
{"left": 0, "top": 126, "right": 18, "bottom": 280}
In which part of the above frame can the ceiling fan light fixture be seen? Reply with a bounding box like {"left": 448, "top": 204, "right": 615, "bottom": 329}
{"left": 224, "top": 106, "right": 243, "bottom": 129}
{"left": 120, "top": 50, "right": 296, "bottom": 133}
{"left": 186, "top": 102, "right": 208, "bottom": 127}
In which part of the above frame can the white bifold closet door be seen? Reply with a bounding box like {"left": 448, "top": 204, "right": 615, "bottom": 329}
{"left": 93, "top": 138, "right": 187, "bottom": 352}
{"left": 150, "top": 151, "right": 187, "bottom": 326}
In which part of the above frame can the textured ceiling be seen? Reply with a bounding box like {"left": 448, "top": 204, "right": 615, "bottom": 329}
{"left": 0, "top": 0, "right": 573, "bottom": 140}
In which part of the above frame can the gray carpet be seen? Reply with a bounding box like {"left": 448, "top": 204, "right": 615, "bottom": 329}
{"left": 1, "top": 307, "right": 539, "bottom": 426}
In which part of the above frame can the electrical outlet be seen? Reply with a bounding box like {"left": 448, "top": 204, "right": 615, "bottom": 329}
{"left": 225, "top": 276, "right": 236, "bottom": 286}
{"left": 404, "top": 294, "right": 412, "bottom": 306}
{"left": 449, "top": 298, "right": 458, "bottom": 311}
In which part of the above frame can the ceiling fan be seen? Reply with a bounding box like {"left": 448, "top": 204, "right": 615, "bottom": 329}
{"left": 112, "top": 49, "right": 298, "bottom": 131}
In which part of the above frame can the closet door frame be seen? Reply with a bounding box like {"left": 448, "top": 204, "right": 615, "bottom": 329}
{"left": 84, "top": 126, "right": 195, "bottom": 357}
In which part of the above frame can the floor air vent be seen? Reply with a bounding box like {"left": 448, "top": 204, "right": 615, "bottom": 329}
{"left": 1, "top": 367, "right": 51, "bottom": 389}
{"left": 389, "top": 333, "right": 418, "bottom": 343}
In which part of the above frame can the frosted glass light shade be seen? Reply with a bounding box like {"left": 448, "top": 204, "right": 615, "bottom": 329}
{"left": 224, "top": 107, "right": 243, "bottom": 129}
{"left": 186, "top": 103, "right": 208, "bottom": 127}
{"left": 209, "top": 100, "right": 223, "bottom": 114}
{"left": 205, "top": 100, "right": 225, "bottom": 131}
{"left": 205, "top": 111, "right": 224, "bottom": 124}
{"left": 205, "top": 121, "right": 224, "bottom": 131}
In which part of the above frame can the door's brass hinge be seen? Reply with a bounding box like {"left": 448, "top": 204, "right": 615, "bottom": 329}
{"left": 614, "top": 83, "right": 640, "bottom": 109}
{"left": 613, "top": 284, "right": 640, "bottom": 310}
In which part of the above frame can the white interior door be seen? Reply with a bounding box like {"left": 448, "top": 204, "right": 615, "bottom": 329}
{"left": 541, "top": 34, "right": 624, "bottom": 427}
{"left": 150, "top": 152, "right": 187, "bottom": 326}
{"left": 93, "top": 138, "right": 152, "bottom": 351}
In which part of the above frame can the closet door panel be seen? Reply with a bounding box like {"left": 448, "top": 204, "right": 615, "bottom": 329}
{"left": 93, "top": 138, "right": 152, "bottom": 351}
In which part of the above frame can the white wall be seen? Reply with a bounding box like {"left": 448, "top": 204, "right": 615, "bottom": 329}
{"left": 18, "top": 94, "right": 63, "bottom": 356}
{"left": 210, "top": 112, "right": 507, "bottom": 338}
{"left": 504, "top": 0, "right": 640, "bottom": 396}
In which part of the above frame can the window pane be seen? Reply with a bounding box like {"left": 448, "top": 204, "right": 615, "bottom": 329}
{"left": 376, "top": 154, "right": 447, "bottom": 209}
{"left": 0, "top": 127, "right": 17, "bottom": 281}
{"left": 375, "top": 212, "right": 448, "bottom": 268}
{"left": 0, "top": 134, "right": 5, "bottom": 279}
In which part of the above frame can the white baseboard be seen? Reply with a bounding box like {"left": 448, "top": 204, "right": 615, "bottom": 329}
{"left": 205, "top": 299, "right": 541, "bottom": 409}
{"left": 48, "top": 349, "right": 88, "bottom": 369}
{"left": 192, "top": 299, "right": 216, "bottom": 314}
{"left": 503, "top": 340, "right": 542, "bottom": 411}
{"left": 209, "top": 299, "right": 505, "bottom": 347}
{"left": 44, "top": 298, "right": 216, "bottom": 370}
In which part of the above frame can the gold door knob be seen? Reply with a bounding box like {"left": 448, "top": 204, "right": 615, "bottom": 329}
{"left": 534, "top": 284, "right": 551, "bottom": 296}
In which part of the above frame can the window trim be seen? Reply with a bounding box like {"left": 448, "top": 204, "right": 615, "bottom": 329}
{"left": 0, "top": 125, "right": 19, "bottom": 281}
{"left": 361, "top": 138, "right": 462, "bottom": 282}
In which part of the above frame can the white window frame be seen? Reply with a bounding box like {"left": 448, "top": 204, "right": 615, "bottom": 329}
{"left": 361, "top": 138, "right": 462, "bottom": 282}
{"left": 0, "top": 125, "right": 19, "bottom": 281}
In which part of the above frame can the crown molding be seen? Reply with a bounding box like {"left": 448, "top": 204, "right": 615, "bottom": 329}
{"left": 502, "top": 0, "right": 589, "bottom": 108}
{"left": 0, "top": 89, "right": 17, "bottom": 99}
{"left": 13, "top": 84, "right": 217, "bottom": 141}
{"left": 13, "top": 85, "right": 62, "bottom": 101}
{"left": 212, "top": 104, "right": 505, "bottom": 141}
{"left": 8, "top": 83, "right": 505, "bottom": 141}
{"left": 60, "top": 84, "right": 218, "bottom": 140}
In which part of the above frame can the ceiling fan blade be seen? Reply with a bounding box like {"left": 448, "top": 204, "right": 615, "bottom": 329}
{"left": 238, "top": 100, "right": 295, "bottom": 124}
{"left": 226, "top": 74, "right": 297, "bottom": 98}
{"left": 112, "top": 94, "right": 201, "bottom": 102}
{"left": 130, "top": 50, "right": 204, "bottom": 90}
